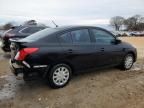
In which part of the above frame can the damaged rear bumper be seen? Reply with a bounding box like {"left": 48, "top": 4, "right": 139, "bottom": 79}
{"left": 9, "top": 59, "right": 24, "bottom": 76}
{"left": 9, "top": 59, "right": 49, "bottom": 80}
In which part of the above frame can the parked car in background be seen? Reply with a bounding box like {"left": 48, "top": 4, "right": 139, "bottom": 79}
{"left": 130, "top": 31, "right": 144, "bottom": 36}
{"left": 111, "top": 31, "right": 132, "bottom": 37}
{"left": 110, "top": 31, "right": 119, "bottom": 37}
{"left": 121, "top": 32, "right": 131, "bottom": 37}
{"left": 1, "top": 25, "right": 47, "bottom": 52}
{"left": 0, "top": 30, "right": 6, "bottom": 38}
{"left": 10, "top": 26, "right": 137, "bottom": 88}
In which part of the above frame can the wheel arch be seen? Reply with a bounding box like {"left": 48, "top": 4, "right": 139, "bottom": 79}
{"left": 44, "top": 61, "right": 74, "bottom": 78}
{"left": 127, "top": 51, "right": 136, "bottom": 62}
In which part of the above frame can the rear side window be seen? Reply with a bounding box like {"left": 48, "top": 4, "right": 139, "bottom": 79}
{"left": 59, "top": 33, "right": 72, "bottom": 43}
{"left": 20, "top": 28, "right": 57, "bottom": 42}
{"left": 20, "top": 27, "right": 45, "bottom": 34}
{"left": 91, "top": 29, "right": 115, "bottom": 44}
{"left": 71, "top": 29, "right": 90, "bottom": 43}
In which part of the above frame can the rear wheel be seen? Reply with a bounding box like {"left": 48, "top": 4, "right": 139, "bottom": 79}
{"left": 47, "top": 64, "right": 72, "bottom": 88}
{"left": 121, "top": 54, "right": 134, "bottom": 70}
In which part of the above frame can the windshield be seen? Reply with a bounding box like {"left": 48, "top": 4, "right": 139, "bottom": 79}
{"left": 20, "top": 28, "right": 57, "bottom": 42}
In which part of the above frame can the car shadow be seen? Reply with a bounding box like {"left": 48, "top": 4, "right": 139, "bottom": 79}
{"left": 73, "top": 67, "right": 119, "bottom": 78}
{"left": 15, "top": 67, "right": 119, "bottom": 91}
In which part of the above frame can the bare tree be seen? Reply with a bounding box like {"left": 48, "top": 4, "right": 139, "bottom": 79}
{"left": 124, "top": 15, "right": 144, "bottom": 31}
{"left": 139, "top": 16, "right": 144, "bottom": 24}
{"left": 124, "top": 17, "right": 136, "bottom": 30}
{"left": 110, "top": 16, "right": 125, "bottom": 31}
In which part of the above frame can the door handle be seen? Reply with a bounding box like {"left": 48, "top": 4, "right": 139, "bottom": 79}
{"left": 100, "top": 48, "right": 104, "bottom": 51}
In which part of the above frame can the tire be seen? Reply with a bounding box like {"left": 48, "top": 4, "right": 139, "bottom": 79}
{"left": 1, "top": 46, "right": 10, "bottom": 52}
{"left": 120, "top": 54, "right": 134, "bottom": 70}
{"left": 47, "top": 64, "right": 72, "bottom": 89}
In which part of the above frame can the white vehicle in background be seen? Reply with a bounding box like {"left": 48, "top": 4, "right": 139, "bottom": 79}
{"left": 121, "top": 31, "right": 131, "bottom": 36}
{"left": 111, "top": 31, "right": 131, "bottom": 37}
{"left": 110, "top": 31, "right": 122, "bottom": 37}
{"left": 130, "top": 31, "right": 144, "bottom": 36}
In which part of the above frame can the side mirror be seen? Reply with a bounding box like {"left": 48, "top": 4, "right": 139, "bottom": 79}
{"left": 115, "top": 39, "right": 122, "bottom": 44}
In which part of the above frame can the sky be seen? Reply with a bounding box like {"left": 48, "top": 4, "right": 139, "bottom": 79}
{"left": 0, "top": 0, "right": 144, "bottom": 27}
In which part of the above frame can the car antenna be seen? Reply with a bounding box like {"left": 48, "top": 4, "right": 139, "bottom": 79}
{"left": 52, "top": 20, "right": 58, "bottom": 27}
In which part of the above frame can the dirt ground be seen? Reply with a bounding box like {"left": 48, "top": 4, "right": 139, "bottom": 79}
{"left": 120, "top": 37, "right": 144, "bottom": 58}
{"left": 0, "top": 37, "right": 144, "bottom": 108}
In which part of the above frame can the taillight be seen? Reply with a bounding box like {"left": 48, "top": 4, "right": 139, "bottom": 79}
{"left": 15, "top": 48, "right": 39, "bottom": 61}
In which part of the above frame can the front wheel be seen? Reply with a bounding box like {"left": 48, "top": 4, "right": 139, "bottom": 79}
{"left": 47, "top": 64, "right": 72, "bottom": 88}
{"left": 121, "top": 54, "right": 134, "bottom": 70}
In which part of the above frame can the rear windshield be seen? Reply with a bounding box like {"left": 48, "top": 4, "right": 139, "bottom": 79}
{"left": 20, "top": 28, "right": 57, "bottom": 42}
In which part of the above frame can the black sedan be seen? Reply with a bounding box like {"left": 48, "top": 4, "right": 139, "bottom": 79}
{"left": 1, "top": 25, "right": 47, "bottom": 52}
{"left": 10, "top": 26, "right": 137, "bottom": 88}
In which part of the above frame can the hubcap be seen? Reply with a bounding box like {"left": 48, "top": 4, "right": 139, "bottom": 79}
{"left": 53, "top": 66, "right": 70, "bottom": 86}
{"left": 125, "top": 55, "right": 133, "bottom": 69}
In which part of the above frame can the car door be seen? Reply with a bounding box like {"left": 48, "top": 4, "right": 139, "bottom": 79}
{"left": 58, "top": 28, "right": 97, "bottom": 72}
{"left": 90, "top": 28, "right": 125, "bottom": 66}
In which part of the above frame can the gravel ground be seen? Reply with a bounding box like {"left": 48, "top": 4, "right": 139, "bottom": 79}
{"left": 0, "top": 38, "right": 144, "bottom": 108}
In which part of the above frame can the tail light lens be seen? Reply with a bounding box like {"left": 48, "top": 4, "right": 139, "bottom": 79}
{"left": 15, "top": 48, "right": 39, "bottom": 61}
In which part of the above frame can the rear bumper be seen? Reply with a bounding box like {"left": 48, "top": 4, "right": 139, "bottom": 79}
{"left": 9, "top": 60, "right": 24, "bottom": 76}
{"left": 9, "top": 59, "right": 49, "bottom": 80}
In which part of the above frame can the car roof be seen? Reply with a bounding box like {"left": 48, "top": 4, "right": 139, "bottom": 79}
{"left": 19, "top": 25, "right": 115, "bottom": 43}
{"left": 55, "top": 25, "right": 101, "bottom": 30}
{"left": 50, "top": 25, "right": 108, "bottom": 33}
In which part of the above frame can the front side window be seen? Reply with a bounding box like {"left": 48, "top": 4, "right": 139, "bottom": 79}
{"left": 91, "top": 29, "right": 115, "bottom": 44}
{"left": 71, "top": 29, "right": 90, "bottom": 43}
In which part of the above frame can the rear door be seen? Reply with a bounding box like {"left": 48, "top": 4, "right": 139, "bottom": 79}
{"left": 58, "top": 28, "right": 96, "bottom": 71}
